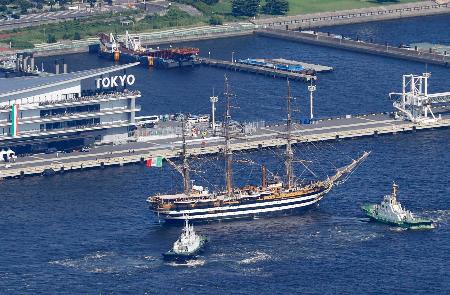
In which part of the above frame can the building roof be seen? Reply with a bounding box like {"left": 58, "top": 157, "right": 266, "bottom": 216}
{"left": 0, "top": 62, "right": 139, "bottom": 99}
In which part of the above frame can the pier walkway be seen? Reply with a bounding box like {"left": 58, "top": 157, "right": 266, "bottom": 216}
{"left": 253, "top": 1, "right": 450, "bottom": 29}
{"left": 256, "top": 29, "right": 450, "bottom": 67}
{"left": 1, "top": 108, "right": 449, "bottom": 180}
{"left": 199, "top": 58, "right": 316, "bottom": 81}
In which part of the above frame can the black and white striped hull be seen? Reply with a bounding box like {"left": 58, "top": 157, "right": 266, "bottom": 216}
{"left": 156, "top": 186, "right": 332, "bottom": 222}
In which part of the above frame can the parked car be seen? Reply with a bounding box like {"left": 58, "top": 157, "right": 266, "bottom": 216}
{"left": 197, "top": 115, "right": 210, "bottom": 123}
{"left": 80, "top": 146, "right": 91, "bottom": 152}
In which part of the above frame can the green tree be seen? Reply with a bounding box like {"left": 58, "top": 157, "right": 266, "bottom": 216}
{"left": 263, "top": 0, "right": 289, "bottom": 15}
{"left": 208, "top": 15, "right": 223, "bottom": 25}
{"left": 46, "top": 0, "right": 56, "bottom": 9}
{"left": 47, "top": 33, "right": 56, "bottom": 43}
{"left": 202, "top": 0, "right": 219, "bottom": 4}
{"left": 232, "top": 0, "right": 260, "bottom": 17}
{"left": 263, "top": 0, "right": 288, "bottom": 15}
{"left": 73, "top": 31, "right": 81, "bottom": 40}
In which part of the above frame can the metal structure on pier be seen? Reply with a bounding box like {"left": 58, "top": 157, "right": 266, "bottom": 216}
{"left": 390, "top": 73, "right": 450, "bottom": 123}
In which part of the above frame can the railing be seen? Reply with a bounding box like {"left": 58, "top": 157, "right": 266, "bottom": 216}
{"left": 36, "top": 90, "right": 139, "bottom": 108}
{"left": 4, "top": 120, "right": 130, "bottom": 138}
{"left": 128, "top": 22, "right": 257, "bottom": 44}
{"left": 256, "top": 1, "right": 450, "bottom": 27}
{"left": 15, "top": 106, "right": 133, "bottom": 125}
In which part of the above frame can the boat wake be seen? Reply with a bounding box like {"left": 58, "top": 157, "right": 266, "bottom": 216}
{"left": 49, "top": 251, "right": 159, "bottom": 273}
{"left": 422, "top": 209, "right": 450, "bottom": 225}
{"left": 165, "top": 259, "right": 206, "bottom": 267}
{"left": 238, "top": 251, "right": 271, "bottom": 265}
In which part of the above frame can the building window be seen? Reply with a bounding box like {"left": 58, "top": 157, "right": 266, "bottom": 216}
{"left": 44, "top": 118, "right": 101, "bottom": 131}
{"left": 40, "top": 104, "right": 100, "bottom": 118}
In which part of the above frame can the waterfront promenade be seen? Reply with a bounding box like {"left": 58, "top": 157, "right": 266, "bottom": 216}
{"left": 253, "top": 1, "right": 450, "bottom": 29}
{"left": 2, "top": 109, "right": 449, "bottom": 180}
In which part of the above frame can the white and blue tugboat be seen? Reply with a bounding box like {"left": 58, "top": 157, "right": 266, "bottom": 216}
{"left": 163, "top": 219, "right": 207, "bottom": 262}
{"left": 362, "top": 182, "right": 435, "bottom": 230}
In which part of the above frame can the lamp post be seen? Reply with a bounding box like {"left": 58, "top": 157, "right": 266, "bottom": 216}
{"left": 231, "top": 51, "right": 234, "bottom": 63}
{"left": 210, "top": 90, "right": 218, "bottom": 136}
{"left": 308, "top": 82, "right": 316, "bottom": 120}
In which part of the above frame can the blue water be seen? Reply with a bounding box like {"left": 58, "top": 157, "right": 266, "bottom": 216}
{"left": 1, "top": 16, "right": 450, "bottom": 294}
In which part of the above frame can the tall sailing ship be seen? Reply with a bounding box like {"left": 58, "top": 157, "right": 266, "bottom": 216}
{"left": 147, "top": 78, "right": 370, "bottom": 222}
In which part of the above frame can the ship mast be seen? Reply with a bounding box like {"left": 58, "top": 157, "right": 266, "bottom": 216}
{"left": 224, "top": 75, "right": 233, "bottom": 197}
{"left": 285, "top": 80, "right": 294, "bottom": 189}
{"left": 181, "top": 117, "right": 190, "bottom": 195}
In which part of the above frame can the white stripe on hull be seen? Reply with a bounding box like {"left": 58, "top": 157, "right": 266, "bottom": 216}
{"left": 158, "top": 187, "right": 331, "bottom": 221}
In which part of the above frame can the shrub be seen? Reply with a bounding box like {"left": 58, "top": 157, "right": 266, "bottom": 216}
{"left": 209, "top": 15, "right": 223, "bottom": 25}
{"left": 47, "top": 34, "right": 57, "bottom": 43}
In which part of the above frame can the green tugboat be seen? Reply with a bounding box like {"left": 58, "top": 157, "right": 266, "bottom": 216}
{"left": 362, "top": 182, "right": 435, "bottom": 230}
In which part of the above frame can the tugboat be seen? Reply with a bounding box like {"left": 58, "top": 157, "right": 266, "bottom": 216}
{"left": 163, "top": 219, "right": 207, "bottom": 262}
{"left": 362, "top": 182, "right": 435, "bottom": 230}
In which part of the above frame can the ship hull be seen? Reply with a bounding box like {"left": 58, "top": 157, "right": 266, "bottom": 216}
{"left": 162, "top": 237, "right": 207, "bottom": 262}
{"left": 155, "top": 187, "right": 331, "bottom": 222}
{"left": 362, "top": 204, "right": 435, "bottom": 230}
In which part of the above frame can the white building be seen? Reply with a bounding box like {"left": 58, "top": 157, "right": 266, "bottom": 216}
{"left": 0, "top": 62, "right": 141, "bottom": 152}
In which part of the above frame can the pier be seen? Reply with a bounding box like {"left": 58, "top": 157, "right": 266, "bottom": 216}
{"left": 199, "top": 58, "right": 316, "bottom": 81}
{"left": 255, "top": 29, "right": 450, "bottom": 67}
{"left": 1, "top": 108, "right": 449, "bottom": 180}
{"left": 254, "top": 1, "right": 450, "bottom": 30}
{"left": 269, "top": 58, "right": 333, "bottom": 73}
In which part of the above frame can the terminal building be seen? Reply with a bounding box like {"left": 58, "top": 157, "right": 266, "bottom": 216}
{"left": 0, "top": 62, "right": 141, "bottom": 153}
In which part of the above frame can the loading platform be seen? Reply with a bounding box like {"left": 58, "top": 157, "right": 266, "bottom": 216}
{"left": 256, "top": 29, "right": 450, "bottom": 67}
{"left": 198, "top": 57, "right": 317, "bottom": 81}
{"left": 1, "top": 107, "right": 449, "bottom": 180}
{"left": 269, "top": 58, "right": 333, "bottom": 73}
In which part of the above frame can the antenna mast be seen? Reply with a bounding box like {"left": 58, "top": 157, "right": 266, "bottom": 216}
{"left": 285, "top": 80, "right": 294, "bottom": 189}
{"left": 224, "top": 75, "right": 233, "bottom": 197}
{"left": 181, "top": 117, "right": 190, "bottom": 195}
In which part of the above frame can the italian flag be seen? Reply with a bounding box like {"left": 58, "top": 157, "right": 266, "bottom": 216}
{"left": 146, "top": 156, "right": 163, "bottom": 168}
{"left": 11, "top": 104, "right": 19, "bottom": 137}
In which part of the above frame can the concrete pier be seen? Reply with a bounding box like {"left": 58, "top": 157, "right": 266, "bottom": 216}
{"left": 199, "top": 58, "right": 316, "bottom": 81}
{"left": 1, "top": 108, "right": 449, "bottom": 180}
{"left": 255, "top": 29, "right": 450, "bottom": 67}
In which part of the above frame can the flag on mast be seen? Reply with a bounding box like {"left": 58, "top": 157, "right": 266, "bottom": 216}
{"left": 11, "top": 104, "right": 19, "bottom": 137}
{"left": 146, "top": 156, "right": 163, "bottom": 168}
